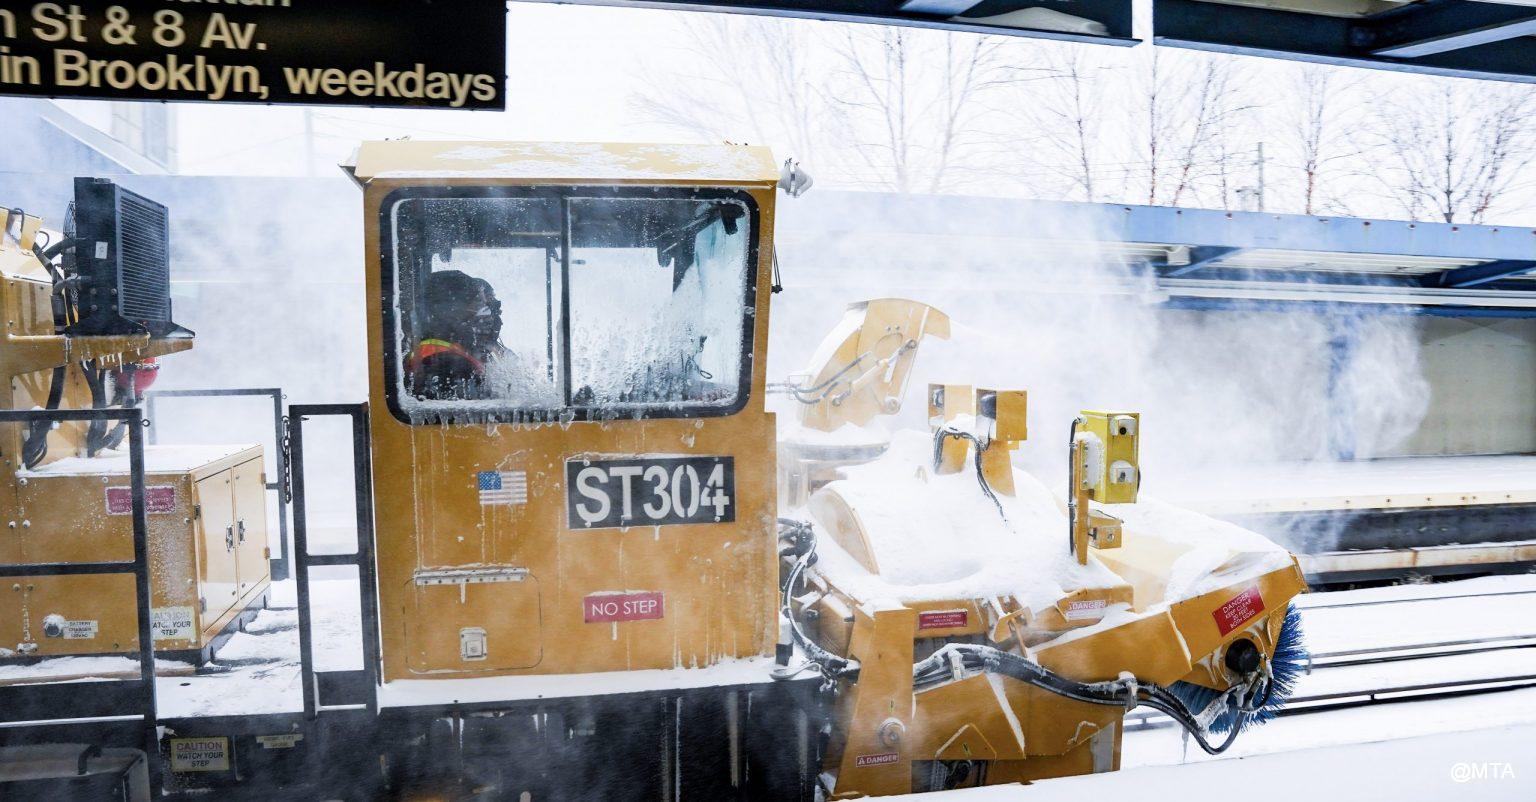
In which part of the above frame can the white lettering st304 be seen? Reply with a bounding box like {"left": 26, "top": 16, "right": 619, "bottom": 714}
{"left": 565, "top": 457, "right": 735, "bottom": 529}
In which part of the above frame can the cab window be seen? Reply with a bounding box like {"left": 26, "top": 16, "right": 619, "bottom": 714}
{"left": 383, "top": 187, "right": 757, "bottom": 423}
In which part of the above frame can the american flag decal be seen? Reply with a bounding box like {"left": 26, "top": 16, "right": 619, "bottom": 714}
{"left": 477, "top": 470, "right": 528, "bottom": 506}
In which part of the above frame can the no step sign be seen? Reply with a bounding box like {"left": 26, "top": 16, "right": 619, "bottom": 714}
{"left": 584, "top": 591, "right": 664, "bottom": 624}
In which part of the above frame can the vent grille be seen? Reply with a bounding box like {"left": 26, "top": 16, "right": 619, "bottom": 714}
{"left": 116, "top": 191, "right": 171, "bottom": 322}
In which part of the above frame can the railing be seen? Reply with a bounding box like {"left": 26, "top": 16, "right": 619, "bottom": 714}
{"left": 144, "top": 387, "right": 293, "bottom": 580}
{"left": 287, "top": 403, "right": 381, "bottom": 718}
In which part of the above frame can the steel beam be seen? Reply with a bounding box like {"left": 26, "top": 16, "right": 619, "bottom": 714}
{"left": 1153, "top": 0, "right": 1536, "bottom": 83}
{"left": 1161, "top": 245, "right": 1241, "bottom": 277}
{"left": 1362, "top": 2, "right": 1536, "bottom": 59}
{"left": 899, "top": 0, "right": 980, "bottom": 14}
{"left": 530, "top": 1, "right": 1137, "bottom": 45}
{"left": 1421, "top": 259, "right": 1536, "bottom": 289}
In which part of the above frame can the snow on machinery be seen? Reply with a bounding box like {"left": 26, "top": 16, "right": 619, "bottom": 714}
{"left": 775, "top": 297, "right": 1309, "bottom": 794}
{"left": 0, "top": 143, "right": 1305, "bottom": 800}
{"left": 0, "top": 181, "right": 272, "bottom": 673}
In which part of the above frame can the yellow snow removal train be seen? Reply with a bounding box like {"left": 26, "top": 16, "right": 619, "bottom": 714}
{"left": 0, "top": 142, "right": 1305, "bottom": 800}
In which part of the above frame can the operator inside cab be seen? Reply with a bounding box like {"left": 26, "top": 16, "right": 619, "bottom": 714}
{"left": 407, "top": 270, "right": 512, "bottom": 400}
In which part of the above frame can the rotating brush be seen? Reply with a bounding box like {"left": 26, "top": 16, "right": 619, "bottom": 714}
{"left": 1167, "top": 604, "right": 1307, "bottom": 734}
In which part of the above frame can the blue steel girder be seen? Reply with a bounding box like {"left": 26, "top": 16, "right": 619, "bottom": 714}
{"left": 1153, "top": 0, "right": 1536, "bottom": 84}
{"left": 1421, "top": 259, "right": 1536, "bottom": 289}
{"left": 1160, "top": 245, "right": 1242, "bottom": 277}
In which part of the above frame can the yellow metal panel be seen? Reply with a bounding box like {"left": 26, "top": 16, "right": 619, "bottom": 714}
{"left": 352, "top": 141, "right": 780, "bottom": 184}
{"left": 364, "top": 180, "right": 781, "bottom": 681}
{"left": 1080, "top": 410, "right": 1139, "bottom": 504}
{"left": 196, "top": 470, "right": 239, "bottom": 626}
{"left": 0, "top": 574, "right": 139, "bottom": 656}
{"left": 230, "top": 458, "right": 270, "bottom": 600}
{"left": 404, "top": 577, "right": 543, "bottom": 673}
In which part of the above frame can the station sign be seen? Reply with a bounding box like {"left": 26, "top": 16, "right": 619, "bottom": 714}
{"left": 0, "top": 1, "right": 506, "bottom": 109}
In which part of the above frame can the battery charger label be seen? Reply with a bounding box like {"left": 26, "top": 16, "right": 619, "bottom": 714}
{"left": 1213, "top": 586, "right": 1265, "bottom": 636}
{"left": 566, "top": 456, "right": 735, "bottom": 530}
{"left": 152, "top": 606, "right": 196, "bottom": 641}
{"left": 63, "top": 620, "right": 99, "bottom": 639}
{"left": 169, "top": 737, "right": 229, "bottom": 772}
{"left": 105, "top": 485, "right": 178, "bottom": 515}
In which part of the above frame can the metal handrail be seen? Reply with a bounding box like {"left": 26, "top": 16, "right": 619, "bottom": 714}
{"left": 144, "top": 387, "right": 293, "bottom": 580}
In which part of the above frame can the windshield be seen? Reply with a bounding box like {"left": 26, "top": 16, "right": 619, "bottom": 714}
{"left": 383, "top": 187, "right": 757, "bottom": 423}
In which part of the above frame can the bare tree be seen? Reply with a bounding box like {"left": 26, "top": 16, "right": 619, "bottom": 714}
{"left": 631, "top": 16, "right": 824, "bottom": 164}
{"left": 1283, "top": 65, "right": 1358, "bottom": 215}
{"left": 1126, "top": 49, "right": 1254, "bottom": 209}
{"left": 1010, "top": 46, "right": 1108, "bottom": 202}
{"left": 1362, "top": 80, "right": 1536, "bottom": 223}
{"left": 823, "top": 25, "right": 1011, "bottom": 193}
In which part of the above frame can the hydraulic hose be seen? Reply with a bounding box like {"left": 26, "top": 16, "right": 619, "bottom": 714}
{"left": 913, "top": 643, "right": 1257, "bottom": 755}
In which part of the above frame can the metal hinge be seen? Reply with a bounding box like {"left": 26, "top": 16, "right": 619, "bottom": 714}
{"left": 192, "top": 503, "right": 201, "bottom": 520}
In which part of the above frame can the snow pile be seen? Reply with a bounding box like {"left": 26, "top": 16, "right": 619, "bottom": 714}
{"left": 806, "top": 429, "right": 1123, "bottom": 611}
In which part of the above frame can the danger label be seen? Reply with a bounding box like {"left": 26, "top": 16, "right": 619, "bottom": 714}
{"left": 917, "top": 610, "right": 968, "bottom": 630}
{"left": 1063, "top": 599, "right": 1108, "bottom": 621}
{"left": 855, "top": 752, "right": 900, "bottom": 767}
{"left": 1213, "top": 586, "right": 1265, "bottom": 636}
{"left": 152, "top": 606, "right": 195, "bottom": 641}
{"left": 169, "top": 737, "right": 229, "bottom": 773}
{"left": 105, "top": 485, "right": 177, "bottom": 515}
{"left": 584, "top": 591, "right": 664, "bottom": 624}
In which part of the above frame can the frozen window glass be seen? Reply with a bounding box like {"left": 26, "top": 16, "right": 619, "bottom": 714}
{"left": 568, "top": 197, "right": 750, "bottom": 410}
{"left": 385, "top": 189, "right": 755, "bottom": 423}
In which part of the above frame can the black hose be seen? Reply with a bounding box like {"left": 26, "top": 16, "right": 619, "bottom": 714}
{"left": 913, "top": 643, "right": 1253, "bottom": 756}
{"left": 931, "top": 428, "right": 1007, "bottom": 521}
{"left": 20, "top": 240, "right": 77, "bottom": 468}
{"left": 773, "top": 519, "right": 858, "bottom": 681}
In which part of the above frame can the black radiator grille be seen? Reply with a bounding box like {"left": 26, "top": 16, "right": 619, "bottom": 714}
{"left": 116, "top": 192, "right": 171, "bottom": 322}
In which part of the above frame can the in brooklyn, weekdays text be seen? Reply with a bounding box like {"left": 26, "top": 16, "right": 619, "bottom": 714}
{"left": 0, "top": 2, "right": 505, "bottom": 108}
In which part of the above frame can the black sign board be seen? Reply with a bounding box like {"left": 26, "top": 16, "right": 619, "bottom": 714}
{"left": 0, "top": 1, "right": 506, "bottom": 109}
{"left": 566, "top": 456, "right": 736, "bottom": 530}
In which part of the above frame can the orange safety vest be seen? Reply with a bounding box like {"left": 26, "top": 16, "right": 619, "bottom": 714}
{"left": 406, "top": 338, "right": 483, "bottom": 375}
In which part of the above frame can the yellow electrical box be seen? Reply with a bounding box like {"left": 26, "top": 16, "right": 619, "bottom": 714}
{"left": 977, "top": 388, "right": 1027, "bottom": 443}
{"left": 1081, "top": 410, "right": 1139, "bottom": 504}
{"left": 926, "top": 383, "right": 974, "bottom": 426}
{"left": 1088, "top": 510, "right": 1123, "bottom": 549}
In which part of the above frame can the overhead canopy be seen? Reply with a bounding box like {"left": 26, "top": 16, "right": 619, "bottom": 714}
{"left": 537, "top": 1, "right": 1536, "bottom": 84}
{"left": 1154, "top": 0, "right": 1536, "bottom": 84}
{"left": 524, "top": 1, "right": 1137, "bottom": 45}
{"left": 774, "top": 192, "right": 1536, "bottom": 317}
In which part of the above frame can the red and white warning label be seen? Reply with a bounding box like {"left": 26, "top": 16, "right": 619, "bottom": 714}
{"left": 1063, "top": 599, "right": 1108, "bottom": 621}
{"left": 917, "top": 609, "right": 968, "bottom": 630}
{"left": 855, "top": 752, "right": 900, "bottom": 767}
{"left": 584, "top": 591, "right": 664, "bottom": 623}
{"left": 1213, "top": 586, "right": 1265, "bottom": 636}
{"left": 105, "top": 485, "right": 177, "bottom": 515}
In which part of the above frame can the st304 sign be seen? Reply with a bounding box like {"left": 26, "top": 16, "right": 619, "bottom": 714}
{"left": 566, "top": 456, "right": 735, "bottom": 530}
{"left": 0, "top": 2, "right": 506, "bottom": 109}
